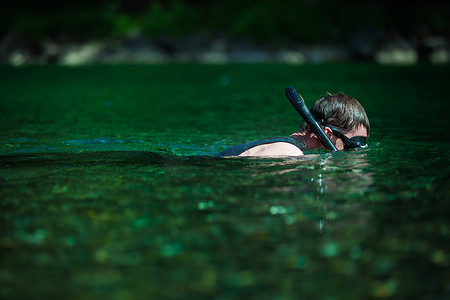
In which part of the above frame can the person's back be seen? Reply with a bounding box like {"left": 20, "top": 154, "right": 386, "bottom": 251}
{"left": 217, "top": 136, "right": 305, "bottom": 157}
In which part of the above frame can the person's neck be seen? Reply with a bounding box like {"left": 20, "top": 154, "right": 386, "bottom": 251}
{"left": 290, "top": 131, "right": 322, "bottom": 150}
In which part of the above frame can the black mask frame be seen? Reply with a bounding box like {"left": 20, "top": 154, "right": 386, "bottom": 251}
{"left": 320, "top": 122, "right": 368, "bottom": 149}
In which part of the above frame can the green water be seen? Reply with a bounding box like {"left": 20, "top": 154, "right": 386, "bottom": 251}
{"left": 0, "top": 64, "right": 449, "bottom": 299}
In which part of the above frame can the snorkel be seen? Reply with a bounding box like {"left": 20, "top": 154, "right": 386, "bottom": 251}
{"left": 285, "top": 87, "right": 338, "bottom": 151}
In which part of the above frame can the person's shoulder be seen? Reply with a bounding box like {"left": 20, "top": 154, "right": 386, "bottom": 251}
{"left": 238, "top": 142, "right": 304, "bottom": 157}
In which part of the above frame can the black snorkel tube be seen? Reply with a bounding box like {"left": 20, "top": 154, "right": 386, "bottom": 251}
{"left": 285, "top": 87, "right": 338, "bottom": 152}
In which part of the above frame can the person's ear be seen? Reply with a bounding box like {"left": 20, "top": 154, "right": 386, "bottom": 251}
{"left": 324, "top": 126, "right": 333, "bottom": 139}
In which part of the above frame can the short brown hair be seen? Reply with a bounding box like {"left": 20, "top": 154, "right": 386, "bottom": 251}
{"left": 300, "top": 93, "right": 370, "bottom": 135}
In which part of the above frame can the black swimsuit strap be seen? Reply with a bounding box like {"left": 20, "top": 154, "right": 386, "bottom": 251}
{"left": 217, "top": 136, "right": 305, "bottom": 157}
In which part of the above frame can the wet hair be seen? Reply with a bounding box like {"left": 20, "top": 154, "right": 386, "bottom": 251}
{"left": 300, "top": 93, "right": 370, "bottom": 136}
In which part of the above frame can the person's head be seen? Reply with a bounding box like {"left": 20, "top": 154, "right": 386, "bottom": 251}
{"left": 300, "top": 93, "right": 370, "bottom": 150}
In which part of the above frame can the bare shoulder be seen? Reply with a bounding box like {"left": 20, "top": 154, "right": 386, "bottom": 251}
{"left": 238, "top": 142, "right": 304, "bottom": 157}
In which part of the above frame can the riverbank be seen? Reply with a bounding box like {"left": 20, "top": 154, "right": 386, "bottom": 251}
{"left": 2, "top": 32, "right": 449, "bottom": 66}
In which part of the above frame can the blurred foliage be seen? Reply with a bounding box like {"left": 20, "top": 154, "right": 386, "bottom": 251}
{"left": 1, "top": 0, "right": 449, "bottom": 43}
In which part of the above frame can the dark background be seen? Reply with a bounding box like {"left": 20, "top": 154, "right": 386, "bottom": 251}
{"left": 1, "top": 0, "right": 449, "bottom": 63}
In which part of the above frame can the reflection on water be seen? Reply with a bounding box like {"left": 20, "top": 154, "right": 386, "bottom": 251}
{"left": 251, "top": 151, "right": 375, "bottom": 238}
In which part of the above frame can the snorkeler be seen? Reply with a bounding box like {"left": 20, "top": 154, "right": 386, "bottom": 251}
{"left": 218, "top": 87, "right": 370, "bottom": 157}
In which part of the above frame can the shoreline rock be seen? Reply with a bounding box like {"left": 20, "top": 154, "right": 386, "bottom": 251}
{"left": 1, "top": 33, "right": 449, "bottom": 66}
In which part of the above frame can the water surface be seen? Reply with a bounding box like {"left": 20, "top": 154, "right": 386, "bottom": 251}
{"left": 0, "top": 64, "right": 449, "bottom": 299}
